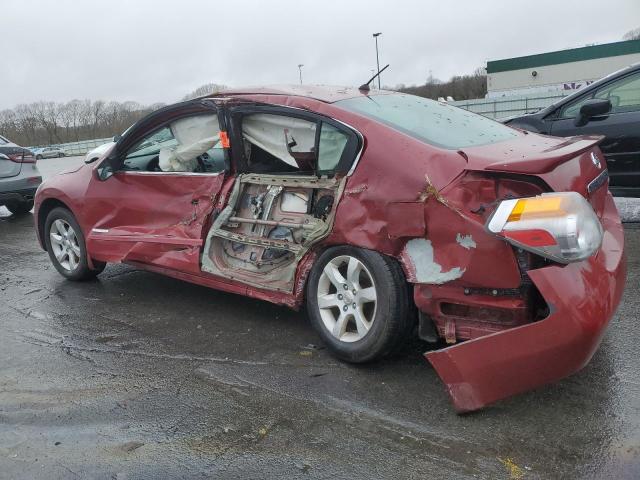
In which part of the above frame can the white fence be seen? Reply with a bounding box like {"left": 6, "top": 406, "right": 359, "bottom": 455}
{"left": 28, "top": 137, "right": 112, "bottom": 156}
{"left": 451, "top": 92, "right": 569, "bottom": 119}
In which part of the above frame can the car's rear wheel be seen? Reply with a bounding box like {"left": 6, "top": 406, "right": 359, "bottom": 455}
{"left": 44, "top": 207, "right": 105, "bottom": 280}
{"left": 58, "top": 152, "right": 65, "bottom": 157}
{"left": 36, "top": 155, "right": 43, "bottom": 160}
{"left": 5, "top": 200, "right": 34, "bottom": 215}
{"left": 306, "top": 246, "right": 412, "bottom": 363}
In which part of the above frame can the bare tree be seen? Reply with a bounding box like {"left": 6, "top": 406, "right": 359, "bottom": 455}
{"left": 15, "top": 104, "right": 39, "bottom": 145}
{"left": 398, "top": 67, "right": 487, "bottom": 101}
{"left": 623, "top": 28, "right": 640, "bottom": 40}
{"left": 0, "top": 85, "right": 221, "bottom": 147}
{"left": 182, "top": 83, "right": 227, "bottom": 101}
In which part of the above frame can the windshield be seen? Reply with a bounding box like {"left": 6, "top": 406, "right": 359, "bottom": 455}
{"left": 336, "top": 93, "right": 518, "bottom": 149}
{"left": 0, "top": 136, "right": 8, "bottom": 145}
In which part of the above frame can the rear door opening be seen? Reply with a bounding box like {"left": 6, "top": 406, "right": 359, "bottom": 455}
{"left": 200, "top": 105, "right": 361, "bottom": 291}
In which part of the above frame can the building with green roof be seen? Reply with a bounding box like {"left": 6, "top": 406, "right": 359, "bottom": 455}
{"left": 486, "top": 39, "right": 640, "bottom": 98}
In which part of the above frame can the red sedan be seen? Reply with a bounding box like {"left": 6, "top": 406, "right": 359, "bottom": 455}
{"left": 34, "top": 86, "right": 626, "bottom": 412}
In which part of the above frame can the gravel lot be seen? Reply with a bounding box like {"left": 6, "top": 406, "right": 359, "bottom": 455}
{"left": 0, "top": 156, "right": 638, "bottom": 479}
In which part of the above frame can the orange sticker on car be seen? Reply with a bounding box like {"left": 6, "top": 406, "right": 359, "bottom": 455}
{"left": 219, "top": 131, "right": 230, "bottom": 148}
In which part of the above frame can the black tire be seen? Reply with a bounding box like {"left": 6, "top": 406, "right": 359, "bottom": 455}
{"left": 306, "top": 246, "right": 412, "bottom": 363}
{"left": 5, "top": 200, "right": 34, "bottom": 215}
{"left": 58, "top": 152, "right": 65, "bottom": 157}
{"left": 36, "top": 154, "right": 43, "bottom": 160}
{"left": 44, "top": 207, "right": 105, "bottom": 280}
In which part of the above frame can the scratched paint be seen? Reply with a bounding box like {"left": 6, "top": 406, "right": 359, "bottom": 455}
{"left": 455, "top": 233, "right": 477, "bottom": 250}
{"left": 404, "top": 238, "right": 465, "bottom": 284}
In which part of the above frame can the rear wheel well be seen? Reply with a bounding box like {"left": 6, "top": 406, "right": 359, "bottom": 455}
{"left": 304, "top": 244, "right": 416, "bottom": 362}
{"left": 301, "top": 245, "right": 412, "bottom": 301}
{"left": 38, "top": 198, "right": 72, "bottom": 250}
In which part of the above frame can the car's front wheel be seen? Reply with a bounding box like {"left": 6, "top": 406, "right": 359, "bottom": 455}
{"left": 306, "top": 246, "right": 412, "bottom": 363}
{"left": 58, "top": 152, "right": 65, "bottom": 157}
{"left": 36, "top": 155, "right": 43, "bottom": 160}
{"left": 44, "top": 207, "right": 105, "bottom": 280}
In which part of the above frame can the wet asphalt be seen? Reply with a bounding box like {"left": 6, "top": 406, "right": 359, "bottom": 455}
{"left": 0, "top": 157, "right": 639, "bottom": 479}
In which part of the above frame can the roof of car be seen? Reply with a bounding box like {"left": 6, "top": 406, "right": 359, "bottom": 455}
{"left": 207, "top": 85, "right": 396, "bottom": 103}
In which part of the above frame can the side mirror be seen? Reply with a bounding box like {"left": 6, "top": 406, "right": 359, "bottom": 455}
{"left": 97, "top": 164, "right": 113, "bottom": 181}
{"left": 575, "top": 98, "right": 611, "bottom": 127}
{"left": 113, "top": 134, "right": 122, "bottom": 142}
{"left": 96, "top": 156, "right": 118, "bottom": 181}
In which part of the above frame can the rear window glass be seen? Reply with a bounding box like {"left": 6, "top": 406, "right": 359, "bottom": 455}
{"left": 336, "top": 93, "right": 518, "bottom": 149}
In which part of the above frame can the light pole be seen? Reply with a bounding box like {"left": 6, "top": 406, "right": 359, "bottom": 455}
{"left": 298, "top": 64, "right": 304, "bottom": 85}
{"left": 372, "top": 32, "right": 382, "bottom": 89}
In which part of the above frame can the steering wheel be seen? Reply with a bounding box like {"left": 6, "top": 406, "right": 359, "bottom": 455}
{"left": 147, "top": 155, "right": 162, "bottom": 172}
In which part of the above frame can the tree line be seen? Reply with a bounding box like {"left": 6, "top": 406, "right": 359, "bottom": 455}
{"left": 0, "top": 77, "right": 489, "bottom": 147}
{"left": 396, "top": 68, "right": 487, "bottom": 101}
{"left": 0, "top": 83, "right": 227, "bottom": 147}
{"left": 4, "top": 26, "right": 638, "bottom": 148}
{"left": 0, "top": 100, "right": 167, "bottom": 147}
{"left": 8, "top": 31, "right": 639, "bottom": 148}
{"left": 0, "top": 75, "right": 485, "bottom": 147}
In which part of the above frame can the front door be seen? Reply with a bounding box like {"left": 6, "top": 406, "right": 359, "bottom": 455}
{"left": 549, "top": 70, "right": 640, "bottom": 193}
{"left": 84, "top": 101, "right": 229, "bottom": 274}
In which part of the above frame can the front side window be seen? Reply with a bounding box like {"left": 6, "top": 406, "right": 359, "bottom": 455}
{"left": 560, "top": 94, "right": 594, "bottom": 119}
{"left": 336, "top": 93, "right": 518, "bottom": 149}
{"left": 122, "top": 113, "right": 223, "bottom": 173}
{"left": 240, "top": 113, "right": 351, "bottom": 175}
{"left": 593, "top": 72, "right": 640, "bottom": 113}
{"left": 560, "top": 72, "right": 640, "bottom": 118}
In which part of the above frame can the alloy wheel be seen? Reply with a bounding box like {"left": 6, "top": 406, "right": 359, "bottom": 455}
{"left": 317, "top": 255, "right": 377, "bottom": 342}
{"left": 49, "top": 219, "right": 81, "bottom": 271}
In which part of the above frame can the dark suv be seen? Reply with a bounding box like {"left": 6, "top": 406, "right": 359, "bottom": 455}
{"left": 504, "top": 63, "right": 640, "bottom": 197}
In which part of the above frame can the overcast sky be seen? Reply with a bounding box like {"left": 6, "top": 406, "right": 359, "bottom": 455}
{"left": 2, "top": 0, "right": 639, "bottom": 109}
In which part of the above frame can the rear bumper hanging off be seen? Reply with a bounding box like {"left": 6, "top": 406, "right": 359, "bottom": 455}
{"left": 424, "top": 193, "right": 626, "bottom": 412}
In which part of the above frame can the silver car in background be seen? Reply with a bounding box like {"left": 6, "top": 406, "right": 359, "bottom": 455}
{"left": 33, "top": 146, "right": 66, "bottom": 159}
{"left": 0, "top": 136, "right": 42, "bottom": 215}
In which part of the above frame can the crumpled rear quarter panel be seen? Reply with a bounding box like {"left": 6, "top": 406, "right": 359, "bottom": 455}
{"left": 426, "top": 193, "right": 626, "bottom": 412}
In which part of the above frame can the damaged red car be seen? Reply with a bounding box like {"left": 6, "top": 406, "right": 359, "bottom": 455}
{"left": 34, "top": 86, "right": 626, "bottom": 412}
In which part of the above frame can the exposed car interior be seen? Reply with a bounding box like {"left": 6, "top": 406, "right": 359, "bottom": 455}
{"left": 240, "top": 113, "right": 350, "bottom": 175}
{"left": 113, "top": 107, "right": 355, "bottom": 292}
{"left": 200, "top": 112, "right": 352, "bottom": 291}
{"left": 121, "top": 113, "right": 225, "bottom": 173}
{"left": 242, "top": 114, "right": 317, "bottom": 174}
{"left": 201, "top": 174, "right": 342, "bottom": 292}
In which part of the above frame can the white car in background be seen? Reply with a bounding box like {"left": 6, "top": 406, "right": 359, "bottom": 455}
{"left": 84, "top": 125, "right": 136, "bottom": 164}
{"left": 33, "top": 146, "right": 67, "bottom": 159}
{"left": 84, "top": 141, "right": 115, "bottom": 163}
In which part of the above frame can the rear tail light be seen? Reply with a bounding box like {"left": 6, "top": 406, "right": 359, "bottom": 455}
{"left": 0, "top": 152, "right": 36, "bottom": 163}
{"left": 487, "top": 192, "right": 603, "bottom": 263}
